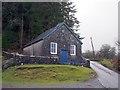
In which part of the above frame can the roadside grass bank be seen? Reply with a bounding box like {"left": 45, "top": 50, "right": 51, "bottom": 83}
{"left": 2, "top": 64, "right": 96, "bottom": 85}
{"left": 99, "top": 59, "right": 118, "bottom": 73}
{"left": 100, "top": 59, "right": 113, "bottom": 69}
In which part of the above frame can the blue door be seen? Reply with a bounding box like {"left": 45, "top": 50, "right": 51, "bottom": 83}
{"left": 60, "top": 50, "right": 67, "bottom": 63}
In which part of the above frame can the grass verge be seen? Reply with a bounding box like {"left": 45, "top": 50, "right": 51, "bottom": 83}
{"left": 100, "top": 59, "right": 114, "bottom": 70}
{"left": 2, "top": 64, "right": 96, "bottom": 85}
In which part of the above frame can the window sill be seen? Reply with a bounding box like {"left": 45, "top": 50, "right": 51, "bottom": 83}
{"left": 50, "top": 53, "right": 57, "bottom": 54}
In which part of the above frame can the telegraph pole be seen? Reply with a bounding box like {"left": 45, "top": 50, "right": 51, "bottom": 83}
{"left": 20, "top": 15, "right": 23, "bottom": 51}
{"left": 90, "top": 37, "right": 95, "bottom": 60}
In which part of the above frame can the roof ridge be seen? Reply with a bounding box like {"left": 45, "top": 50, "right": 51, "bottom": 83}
{"left": 24, "top": 22, "right": 82, "bottom": 48}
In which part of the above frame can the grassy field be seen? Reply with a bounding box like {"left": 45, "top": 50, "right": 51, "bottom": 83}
{"left": 2, "top": 64, "right": 96, "bottom": 85}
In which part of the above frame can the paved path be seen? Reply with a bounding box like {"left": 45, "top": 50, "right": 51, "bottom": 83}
{"left": 90, "top": 61, "right": 118, "bottom": 88}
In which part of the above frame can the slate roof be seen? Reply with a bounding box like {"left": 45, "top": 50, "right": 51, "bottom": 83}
{"left": 24, "top": 22, "right": 83, "bottom": 48}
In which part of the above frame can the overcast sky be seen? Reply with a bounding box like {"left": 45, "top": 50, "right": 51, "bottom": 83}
{"left": 71, "top": 0, "right": 119, "bottom": 53}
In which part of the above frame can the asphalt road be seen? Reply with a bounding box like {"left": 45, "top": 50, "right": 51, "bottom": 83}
{"left": 90, "top": 61, "right": 118, "bottom": 88}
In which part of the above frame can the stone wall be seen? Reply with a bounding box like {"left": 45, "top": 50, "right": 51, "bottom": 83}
{"left": 2, "top": 51, "right": 90, "bottom": 71}
{"left": 2, "top": 51, "right": 59, "bottom": 71}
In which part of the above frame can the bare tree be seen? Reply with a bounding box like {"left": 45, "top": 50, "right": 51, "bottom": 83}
{"left": 99, "top": 44, "right": 116, "bottom": 59}
{"left": 83, "top": 50, "right": 93, "bottom": 59}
